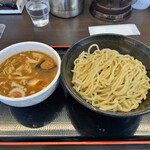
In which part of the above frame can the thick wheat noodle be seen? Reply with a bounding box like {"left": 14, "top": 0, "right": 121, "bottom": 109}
{"left": 72, "top": 44, "right": 150, "bottom": 112}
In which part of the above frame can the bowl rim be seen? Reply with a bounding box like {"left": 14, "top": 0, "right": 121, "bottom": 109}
{"left": 0, "top": 41, "right": 61, "bottom": 101}
{"left": 61, "top": 33, "right": 150, "bottom": 118}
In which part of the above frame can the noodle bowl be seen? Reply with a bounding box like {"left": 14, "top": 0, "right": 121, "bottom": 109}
{"left": 72, "top": 44, "right": 150, "bottom": 112}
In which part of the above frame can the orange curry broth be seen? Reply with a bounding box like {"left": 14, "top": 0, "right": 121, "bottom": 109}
{"left": 0, "top": 51, "right": 58, "bottom": 97}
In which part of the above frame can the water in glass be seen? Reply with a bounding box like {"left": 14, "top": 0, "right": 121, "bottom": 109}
{"left": 26, "top": 0, "right": 50, "bottom": 27}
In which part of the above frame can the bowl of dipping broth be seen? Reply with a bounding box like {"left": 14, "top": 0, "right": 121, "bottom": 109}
{"left": 0, "top": 42, "right": 61, "bottom": 107}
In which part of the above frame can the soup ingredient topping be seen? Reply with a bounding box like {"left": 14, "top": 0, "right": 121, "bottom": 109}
{"left": 40, "top": 59, "right": 55, "bottom": 70}
{"left": 9, "top": 88, "right": 25, "bottom": 98}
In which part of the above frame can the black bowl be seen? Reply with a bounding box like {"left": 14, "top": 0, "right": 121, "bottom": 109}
{"left": 61, "top": 34, "right": 150, "bottom": 118}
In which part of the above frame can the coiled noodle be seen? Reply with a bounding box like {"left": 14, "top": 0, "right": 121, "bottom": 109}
{"left": 72, "top": 44, "right": 150, "bottom": 112}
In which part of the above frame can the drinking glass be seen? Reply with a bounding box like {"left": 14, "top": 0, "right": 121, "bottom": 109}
{"left": 26, "top": 0, "right": 50, "bottom": 27}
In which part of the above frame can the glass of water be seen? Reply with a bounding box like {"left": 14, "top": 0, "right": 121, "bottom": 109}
{"left": 26, "top": 0, "right": 50, "bottom": 27}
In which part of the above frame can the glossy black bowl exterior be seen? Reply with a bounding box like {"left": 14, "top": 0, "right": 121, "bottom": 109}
{"left": 61, "top": 34, "right": 150, "bottom": 118}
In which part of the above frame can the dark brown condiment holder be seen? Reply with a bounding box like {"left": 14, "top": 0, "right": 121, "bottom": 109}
{"left": 90, "top": 0, "right": 137, "bottom": 22}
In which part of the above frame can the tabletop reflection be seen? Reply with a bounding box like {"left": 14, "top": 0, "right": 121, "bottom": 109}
{"left": 67, "top": 94, "right": 140, "bottom": 139}
{"left": 10, "top": 84, "right": 64, "bottom": 128}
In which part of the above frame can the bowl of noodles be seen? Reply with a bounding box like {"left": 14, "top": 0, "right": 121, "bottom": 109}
{"left": 0, "top": 42, "right": 61, "bottom": 107}
{"left": 61, "top": 34, "right": 150, "bottom": 117}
